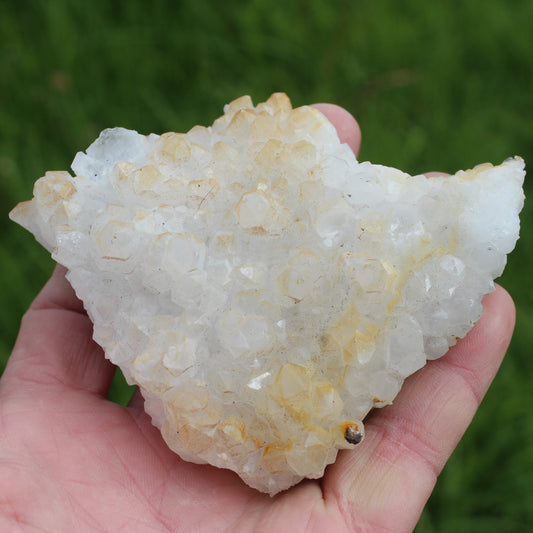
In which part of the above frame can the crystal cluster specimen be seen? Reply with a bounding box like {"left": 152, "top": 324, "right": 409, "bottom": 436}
{"left": 10, "top": 94, "right": 525, "bottom": 495}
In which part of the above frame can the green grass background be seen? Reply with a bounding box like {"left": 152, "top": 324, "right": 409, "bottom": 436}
{"left": 1, "top": 0, "right": 532, "bottom": 530}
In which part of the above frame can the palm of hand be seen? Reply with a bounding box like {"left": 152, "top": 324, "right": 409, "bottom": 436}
{"left": 0, "top": 107, "right": 515, "bottom": 532}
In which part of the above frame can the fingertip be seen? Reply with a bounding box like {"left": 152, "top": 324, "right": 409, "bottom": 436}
{"left": 485, "top": 283, "right": 516, "bottom": 322}
{"left": 312, "top": 103, "right": 361, "bottom": 156}
{"left": 424, "top": 171, "right": 450, "bottom": 178}
{"left": 467, "top": 284, "right": 516, "bottom": 361}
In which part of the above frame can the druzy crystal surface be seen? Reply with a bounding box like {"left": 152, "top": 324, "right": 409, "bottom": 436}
{"left": 10, "top": 94, "right": 524, "bottom": 495}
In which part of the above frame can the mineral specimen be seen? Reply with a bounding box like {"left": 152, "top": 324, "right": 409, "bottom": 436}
{"left": 10, "top": 93, "right": 525, "bottom": 495}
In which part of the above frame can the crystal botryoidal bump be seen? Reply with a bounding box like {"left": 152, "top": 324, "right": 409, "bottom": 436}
{"left": 10, "top": 93, "right": 525, "bottom": 495}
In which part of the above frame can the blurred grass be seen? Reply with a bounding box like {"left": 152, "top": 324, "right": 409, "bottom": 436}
{"left": 1, "top": 0, "right": 532, "bottom": 530}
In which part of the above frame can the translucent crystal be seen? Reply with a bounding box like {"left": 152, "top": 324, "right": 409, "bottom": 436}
{"left": 10, "top": 93, "right": 525, "bottom": 495}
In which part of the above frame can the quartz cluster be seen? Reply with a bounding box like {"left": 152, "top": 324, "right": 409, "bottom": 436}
{"left": 10, "top": 93, "right": 525, "bottom": 495}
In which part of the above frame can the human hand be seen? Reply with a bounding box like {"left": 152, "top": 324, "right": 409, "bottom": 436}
{"left": 0, "top": 106, "right": 516, "bottom": 532}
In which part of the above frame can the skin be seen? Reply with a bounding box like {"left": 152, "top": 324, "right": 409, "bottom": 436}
{"left": 0, "top": 106, "right": 516, "bottom": 532}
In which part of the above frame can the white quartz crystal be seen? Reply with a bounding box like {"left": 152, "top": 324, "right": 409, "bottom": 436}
{"left": 10, "top": 93, "right": 525, "bottom": 495}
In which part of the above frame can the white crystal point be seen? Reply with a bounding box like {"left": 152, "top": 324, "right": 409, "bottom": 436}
{"left": 10, "top": 93, "right": 525, "bottom": 495}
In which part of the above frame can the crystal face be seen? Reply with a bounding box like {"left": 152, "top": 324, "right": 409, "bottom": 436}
{"left": 10, "top": 94, "right": 525, "bottom": 495}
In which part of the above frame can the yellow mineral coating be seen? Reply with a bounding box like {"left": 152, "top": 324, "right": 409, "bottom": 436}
{"left": 235, "top": 190, "right": 273, "bottom": 230}
{"left": 277, "top": 248, "right": 320, "bottom": 302}
{"left": 34, "top": 171, "right": 76, "bottom": 206}
{"left": 324, "top": 303, "right": 361, "bottom": 354}
{"left": 213, "top": 232, "right": 235, "bottom": 252}
{"left": 271, "top": 176, "right": 289, "bottom": 197}
{"left": 346, "top": 321, "right": 381, "bottom": 364}
{"left": 224, "top": 94, "right": 254, "bottom": 115}
{"left": 132, "top": 165, "right": 163, "bottom": 194}
{"left": 271, "top": 363, "right": 310, "bottom": 401}
{"left": 93, "top": 219, "right": 136, "bottom": 261}
{"left": 249, "top": 114, "right": 283, "bottom": 140}
{"left": 219, "top": 416, "right": 247, "bottom": 443}
{"left": 262, "top": 441, "right": 292, "bottom": 474}
{"left": 256, "top": 92, "right": 292, "bottom": 115}
{"left": 269, "top": 363, "right": 314, "bottom": 424}
{"left": 226, "top": 108, "right": 258, "bottom": 140}
{"left": 287, "top": 106, "right": 325, "bottom": 135}
{"left": 169, "top": 423, "right": 214, "bottom": 456}
{"left": 168, "top": 385, "right": 209, "bottom": 412}
{"left": 186, "top": 178, "right": 220, "bottom": 206}
{"left": 457, "top": 162, "right": 494, "bottom": 182}
{"left": 312, "top": 381, "right": 344, "bottom": 420}
{"left": 8, "top": 200, "right": 33, "bottom": 226}
{"left": 156, "top": 132, "right": 191, "bottom": 164}
{"left": 253, "top": 139, "right": 284, "bottom": 172}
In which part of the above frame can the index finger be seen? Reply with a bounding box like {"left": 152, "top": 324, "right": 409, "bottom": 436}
{"left": 312, "top": 103, "right": 362, "bottom": 156}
